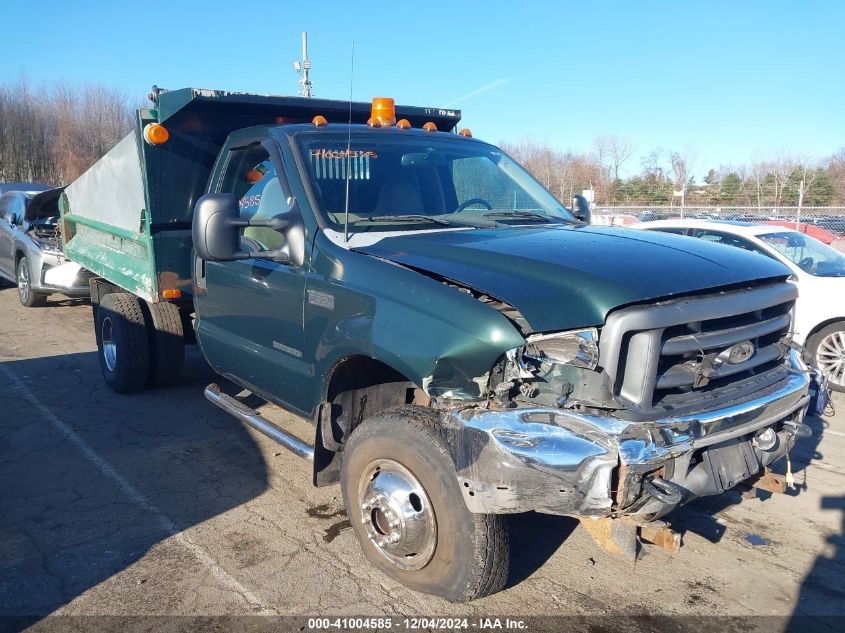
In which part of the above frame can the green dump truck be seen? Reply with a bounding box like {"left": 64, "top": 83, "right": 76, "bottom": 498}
{"left": 61, "top": 86, "right": 812, "bottom": 601}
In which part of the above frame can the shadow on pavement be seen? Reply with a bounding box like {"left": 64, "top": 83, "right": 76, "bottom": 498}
{"left": 506, "top": 512, "right": 578, "bottom": 588}
{"left": 668, "top": 410, "right": 828, "bottom": 545}
{"left": 0, "top": 347, "right": 268, "bottom": 619}
{"left": 787, "top": 494, "right": 845, "bottom": 631}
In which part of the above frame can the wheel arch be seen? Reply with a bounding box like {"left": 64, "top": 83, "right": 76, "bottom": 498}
{"left": 806, "top": 317, "right": 845, "bottom": 344}
{"left": 312, "top": 353, "right": 429, "bottom": 487}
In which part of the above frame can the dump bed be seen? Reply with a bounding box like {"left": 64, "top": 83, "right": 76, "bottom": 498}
{"left": 61, "top": 87, "right": 461, "bottom": 301}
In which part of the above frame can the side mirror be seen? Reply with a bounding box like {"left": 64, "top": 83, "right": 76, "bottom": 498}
{"left": 192, "top": 194, "right": 291, "bottom": 262}
{"left": 572, "top": 195, "right": 591, "bottom": 224}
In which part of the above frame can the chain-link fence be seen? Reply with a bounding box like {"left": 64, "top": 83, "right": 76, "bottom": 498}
{"left": 592, "top": 206, "right": 845, "bottom": 251}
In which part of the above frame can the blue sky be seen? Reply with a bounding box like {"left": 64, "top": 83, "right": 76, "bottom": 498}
{"left": 2, "top": 0, "right": 842, "bottom": 177}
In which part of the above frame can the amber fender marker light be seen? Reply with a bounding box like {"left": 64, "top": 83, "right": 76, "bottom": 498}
{"left": 422, "top": 122, "right": 437, "bottom": 132}
{"left": 371, "top": 97, "right": 397, "bottom": 127}
{"left": 396, "top": 119, "right": 411, "bottom": 129}
{"left": 143, "top": 123, "right": 169, "bottom": 146}
{"left": 162, "top": 289, "right": 182, "bottom": 300}
{"left": 312, "top": 115, "right": 328, "bottom": 127}
{"left": 458, "top": 128, "right": 472, "bottom": 137}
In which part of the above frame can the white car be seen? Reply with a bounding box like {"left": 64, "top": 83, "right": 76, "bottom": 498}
{"left": 637, "top": 219, "right": 845, "bottom": 391}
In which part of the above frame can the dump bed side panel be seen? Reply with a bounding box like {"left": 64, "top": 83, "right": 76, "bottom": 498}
{"left": 62, "top": 129, "right": 157, "bottom": 300}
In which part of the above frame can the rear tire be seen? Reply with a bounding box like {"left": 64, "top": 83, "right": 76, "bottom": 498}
{"left": 807, "top": 322, "right": 845, "bottom": 392}
{"left": 95, "top": 293, "right": 150, "bottom": 393}
{"left": 144, "top": 301, "right": 185, "bottom": 388}
{"left": 17, "top": 257, "right": 47, "bottom": 307}
{"left": 340, "top": 406, "right": 510, "bottom": 602}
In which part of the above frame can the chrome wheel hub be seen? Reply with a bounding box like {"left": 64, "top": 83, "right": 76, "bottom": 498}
{"left": 358, "top": 459, "right": 436, "bottom": 571}
{"left": 816, "top": 330, "right": 845, "bottom": 388}
{"left": 17, "top": 263, "right": 30, "bottom": 303}
{"left": 101, "top": 317, "right": 117, "bottom": 372}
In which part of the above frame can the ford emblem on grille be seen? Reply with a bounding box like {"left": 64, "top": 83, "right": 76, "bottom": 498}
{"left": 726, "top": 341, "right": 756, "bottom": 364}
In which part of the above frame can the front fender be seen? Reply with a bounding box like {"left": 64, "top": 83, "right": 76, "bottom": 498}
{"left": 304, "top": 231, "right": 525, "bottom": 407}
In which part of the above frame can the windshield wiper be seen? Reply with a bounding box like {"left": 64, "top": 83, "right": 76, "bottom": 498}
{"left": 358, "top": 215, "right": 454, "bottom": 226}
{"left": 482, "top": 211, "right": 559, "bottom": 223}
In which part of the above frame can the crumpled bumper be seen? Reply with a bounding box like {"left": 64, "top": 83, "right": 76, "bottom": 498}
{"left": 449, "top": 350, "right": 811, "bottom": 519}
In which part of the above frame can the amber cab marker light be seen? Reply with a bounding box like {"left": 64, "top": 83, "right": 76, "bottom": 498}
{"left": 396, "top": 119, "right": 411, "bottom": 130}
{"left": 458, "top": 128, "right": 472, "bottom": 137}
{"left": 312, "top": 115, "right": 328, "bottom": 127}
{"left": 162, "top": 289, "right": 182, "bottom": 300}
{"left": 143, "top": 123, "right": 169, "bottom": 146}
{"left": 371, "top": 97, "right": 397, "bottom": 127}
{"left": 422, "top": 122, "right": 437, "bottom": 132}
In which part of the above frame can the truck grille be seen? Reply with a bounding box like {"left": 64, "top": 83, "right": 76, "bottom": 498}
{"left": 599, "top": 282, "right": 797, "bottom": 411}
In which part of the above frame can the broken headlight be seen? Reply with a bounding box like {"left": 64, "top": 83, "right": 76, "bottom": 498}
{"left": 493, "top": 328, "right": 603, "bottom": 408}
{"left": 523, "top": 328, "right": 599, "bottom": 370}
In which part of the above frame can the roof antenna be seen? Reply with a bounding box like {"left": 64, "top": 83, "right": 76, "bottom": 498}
{"left": 293, "top": 31, "right": 314, "bottom": 97}
{"left": 343, "top": 41, "right": 355, "bottom": 243}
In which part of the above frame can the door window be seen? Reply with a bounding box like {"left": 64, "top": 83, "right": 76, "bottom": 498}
{"left": 218, "top": 143, "right": 286, "bottom": 252}
{"left": 689, "top": 229, "right": 762, "bottom": 254}
{"left": 0, "top": 195, "right": 10, "bottom": 220}
{"left": 651, "top": 227, "right": 688, "bottom": 236}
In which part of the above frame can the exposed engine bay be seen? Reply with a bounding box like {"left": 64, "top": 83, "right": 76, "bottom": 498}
{"left": 488, "top": 329, "right": 613, "bottom": 411}
{"left": 28, "top": 216, "right": 64, "bottom": 253}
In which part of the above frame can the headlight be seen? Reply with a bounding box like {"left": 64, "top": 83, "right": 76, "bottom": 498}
{"left": 522, "top": 327, "right": 599, "bottom": 370}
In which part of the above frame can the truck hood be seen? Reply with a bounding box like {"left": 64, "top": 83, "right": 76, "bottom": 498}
{"left": 354, "top": 224, "right": 792, "bottom": 332}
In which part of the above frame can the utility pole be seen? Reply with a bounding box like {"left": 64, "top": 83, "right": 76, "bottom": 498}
{"left": 293, "top": 32, "right": 314, "bottom": 97}
{"left": 796, "top": 177, "right": 805, "bottom": 230}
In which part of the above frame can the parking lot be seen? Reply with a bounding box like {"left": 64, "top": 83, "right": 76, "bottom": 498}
{"left": 1, "top": 284, "right": 843, "bottom": 631}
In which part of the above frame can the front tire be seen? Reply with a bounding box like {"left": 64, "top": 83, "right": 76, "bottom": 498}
{"left": 17, "top": 257, "right": 47, "bottom": 307}
{"left": 808, "top": 322, "right": 845, "bottom": 392}
{"left": 95, "top": 293, "right": 150, "bottom": 393}
{"left": 340, "top": 407, "right": 510, "bottom": 602}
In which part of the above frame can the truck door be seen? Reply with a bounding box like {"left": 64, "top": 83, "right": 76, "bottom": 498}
{"left": 195, "top": 139, "right": 310, "bottom": 412}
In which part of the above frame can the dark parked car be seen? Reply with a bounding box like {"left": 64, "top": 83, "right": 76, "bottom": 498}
{"left": 0, "top": 187, "right": 92, "bottom": 306}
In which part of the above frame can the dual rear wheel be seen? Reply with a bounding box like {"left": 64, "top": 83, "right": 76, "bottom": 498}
{"left": 95, "top": 292, "right": 185, "bottom": 393}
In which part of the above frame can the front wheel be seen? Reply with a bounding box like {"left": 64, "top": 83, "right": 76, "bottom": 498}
{"left": 340, "top": 407, "right": 510, "bottom": 602}
{"left": 17, "top": 257, "right": 47, "bottom": 307}
{"left": 808, "top": 322, "right": 845, "bottom": 392}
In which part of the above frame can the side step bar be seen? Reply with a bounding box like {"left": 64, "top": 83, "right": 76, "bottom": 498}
{"left": 204, "top": 383, "right": 314, "bottom": 460}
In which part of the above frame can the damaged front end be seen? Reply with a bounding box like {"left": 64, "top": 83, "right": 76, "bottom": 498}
{"left": 441, "top": 281, "right": 812, "bottom": 521}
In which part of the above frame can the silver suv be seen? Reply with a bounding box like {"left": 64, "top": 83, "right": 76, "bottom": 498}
{"left": 0, "top": 186, "right": 92, "bottom": 306}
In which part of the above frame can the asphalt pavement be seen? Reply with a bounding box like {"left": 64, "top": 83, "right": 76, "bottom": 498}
{"left": 1, "top": 284, "right": 843, "bottom": 632}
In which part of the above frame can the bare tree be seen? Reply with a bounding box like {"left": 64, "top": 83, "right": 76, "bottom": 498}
{"left": 0, "top": 78, "right": 134, "bottom": 186}
{"left": 593, "top": 135, "right": 637, "bottom": 182}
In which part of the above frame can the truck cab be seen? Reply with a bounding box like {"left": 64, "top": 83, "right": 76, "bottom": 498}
{"left": 60, "top": 88, "right": 813, "bottom": 602}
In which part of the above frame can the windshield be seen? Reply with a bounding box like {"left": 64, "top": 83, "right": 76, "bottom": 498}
{"left": 294, "top": 130, "right": 574, "bottom": 232}
{"left": 759, "top": 231, "right": 845, "bottom": 277}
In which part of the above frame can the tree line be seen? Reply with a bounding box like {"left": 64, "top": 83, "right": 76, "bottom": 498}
{"left": 1, "top": 78, "right": 842, "bottom": 208}
{"left": 501, "top": 137, "right": 845, "bottom": 208}
{"left": 0, "top": 79, "right": 134, "bottom": 186}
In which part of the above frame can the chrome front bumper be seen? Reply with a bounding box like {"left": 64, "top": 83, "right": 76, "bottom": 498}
{"left": 450, "top": 350, "right": 811, "bottom": 518}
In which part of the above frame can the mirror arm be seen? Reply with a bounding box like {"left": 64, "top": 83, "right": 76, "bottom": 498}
{"left": 241, "top": 248, "right": 291, "bottom": 264}
{"left": 247, "top": 216, "right": 291, "bottom": 231}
